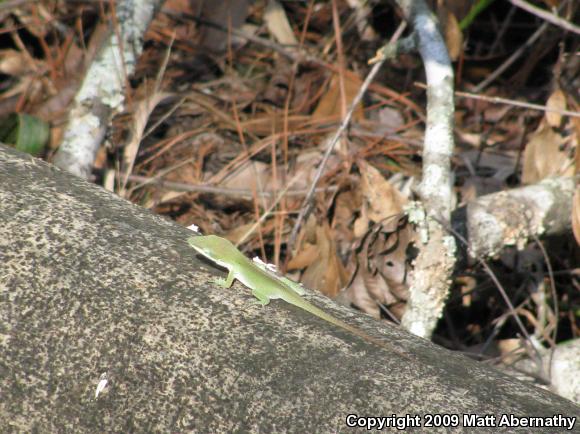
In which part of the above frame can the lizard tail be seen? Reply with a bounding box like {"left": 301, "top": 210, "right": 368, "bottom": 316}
{"left": 305, "top": 302, "right": 383, "bottom": 347}
{"left": 304, "top": 301, "right": 411, "bottom": 359}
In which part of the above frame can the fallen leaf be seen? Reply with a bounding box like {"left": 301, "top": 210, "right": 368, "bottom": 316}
{"left": 357, "top": 159, "right": 407, "bottom": 222}
{"left": 291, "top": 223, "right": 349, "bottom": 298}
{"left": 376, "top": 106, "right": 404, "bottom": 131}
{"left": 545, "top": 88, "right": 567, "bottom": 128}
{"left": 572, "top": 187, "right": 580, "bottom": 245}
{"left": 0, "top": 49, "right": 36, "bottom": 76}
{"left": 264, "top": 0, "right": 298, "bottom": 45}
{"left": 312, "top": 73, "right": 365, "bottom": 123}
{"left": 521, "top": 121, "right": 574, "bottom": 184}
{"left": 332, "top": 189, "right": 361, "bottom": 243}
{"left": 196, "top": 0, "right": 251, "bottom": 52}
{"left": 343, "top": 216, "right": 413, "bottom": 319}
{"left": 444, "top": 11, "right": 463, "bottom": 61}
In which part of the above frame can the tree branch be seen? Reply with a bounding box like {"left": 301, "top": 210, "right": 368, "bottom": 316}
{"left": 394, "top": 0, "right": 457, "bottom": 338}
{"left": 53, "top": 0, "right": 162, "bottom": 178}
{"left": 1, "top": 145, "right": 578, "bottom": 430}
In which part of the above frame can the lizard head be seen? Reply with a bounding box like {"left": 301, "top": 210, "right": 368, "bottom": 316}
{"left": 187, "top": 235, "right": 235, "bottom": 260}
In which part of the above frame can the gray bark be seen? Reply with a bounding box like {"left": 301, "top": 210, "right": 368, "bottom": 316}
{"left": 53, "top": 0, "right": 162, "bottom": 178}
{"left": 1, "top": 145, "right": 579, "bottom": 433}
{"left": 457, "top": 176, "right": 576, "bottom": 259}
{"left": 396, "top": 0, "right": 457, "bottom": 339}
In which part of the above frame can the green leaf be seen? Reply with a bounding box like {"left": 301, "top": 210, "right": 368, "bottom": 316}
{"left": 0, "top": 113, "right": 50, "bottom": 156}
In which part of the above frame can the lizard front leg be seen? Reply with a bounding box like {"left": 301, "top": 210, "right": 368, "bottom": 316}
{"left": 224, "top": 268, "right": 236, "bottom": 287}
{"left": 212, "top": 267, "right": 236, "bottom": 288}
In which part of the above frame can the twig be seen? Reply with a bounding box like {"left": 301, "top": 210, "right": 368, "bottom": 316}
{"left": 415, "top": 82, "right": 580, "bottom": 118}
{"left": 331, "top": 0, "right": 348, "bottom": 119}
{"left": 489, "top": 5, "right": 517, "bottom": 53}
{"left": 474, "top": 0, "right": 571, "bottom": 92}
{"left": 397, "top": 0, "right": 457, "bottom": 338}
{"left": 507, "top": 0, "right": 580, "bottom": 35}
{"left": 119, "top": 35, "right": 175, "bottom": 196}
{"left": 459, "top": 176, "right": 577, "bottom": 259}
{"left": 54, "top": 0, "right": 163, "bottom": 178}
{"left": 474, "top": 21, "right": 549, "bottom": 92}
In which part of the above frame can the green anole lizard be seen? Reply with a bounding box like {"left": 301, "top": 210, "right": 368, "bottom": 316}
{"left": 188, "top": 234, "right": 409, "bottom": 358}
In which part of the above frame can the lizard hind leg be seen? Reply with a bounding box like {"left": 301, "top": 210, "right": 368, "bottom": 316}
{"left": 251, "top": 289, "right": 271, "bottom": 306}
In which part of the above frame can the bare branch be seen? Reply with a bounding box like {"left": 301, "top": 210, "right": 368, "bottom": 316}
{"left": 53, "top": 0, "right": 162, "bottom": 178}
{"left": 394, "top": 0, "right": 457, "bottom": 338}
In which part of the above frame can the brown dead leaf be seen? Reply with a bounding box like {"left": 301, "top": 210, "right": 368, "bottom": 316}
{"left": 436, "top": 1, "right": 464, "bottom": 61}
{"left": 222, "top": 160, "right": 271, "bottom": 193}
{"left": 376, "top": 106, "right": 404, "bottom": 131}
{"left": 35, "top": 84, "right": 79, "bottom": 121}
{"left": 332, "top": 189, "right": 362, "bottom": 243}
{"left": 443, "top": 11, "right": 463, "bottom": 61}
{"left": 573, "top": 187, "right": 580, "bottom": 245}
{"left": 497, "top": 339, "right": 527, "bottom": 364}
{"left": 143, "top": 133, "right": 228, "bottom": 208}
{"left": 0, "top": 49, "right": 37, "bottom": 76}
{"left": 261, "top": 62, "right": 293, "bottom": 107}
{"left": 523, "top": 87, "right": 578, "bottom": 183}
{"left": 342, "top": 216, "right": 412, "bottom": 319}
{"left": 357, "top": 159, "right": 407, "bottom": 222}
{"left": 442, "top": 0, "right": 472, "bottom": 20}
{"left": 290, "top": 223, "right": 349, "bottom": 298}
{"left": 286, "top": 242, "right": 319, "bottom": 270}
{"left": 345, "top": 268, "right": 392, "bottom": 319}
{"left": 353, "top": 204, "right": 369, "bottom": 238}
{"left": 312, "top": 73, "right": 364, "bottom": 123}
{"left": 372, "top": 218, "right": 412, "bottom": 293}
{"left": 521, "top": 121, "right": 574, "bottom": 184}
{"left": 222, "top": 151, "right": 319, "bottom": 206}
{"left": 195, "top": 0, "right": 251, "bottom": 52}
{"left": 264, "top": 0, "right": 298, "bottom": 45}
{"left": 225, "top": 223, "right": 262, "bottom": 245}
{"left": 545, "top": 88, "right": 567, "bottom": 128}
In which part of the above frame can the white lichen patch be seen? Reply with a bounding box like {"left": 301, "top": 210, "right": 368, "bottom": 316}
{"left": 442, "top": 236, "right": 456, "bottom": 257}
{"left": 405, "top": 201, "right": 429, "bottom": 244}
